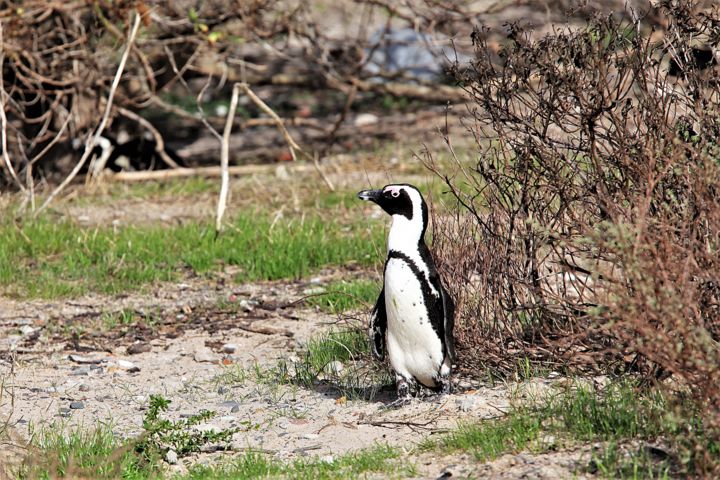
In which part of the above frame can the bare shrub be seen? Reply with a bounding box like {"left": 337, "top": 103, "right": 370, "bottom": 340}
{"left": 430, "top": 0, "right": 720, "bottom": 413}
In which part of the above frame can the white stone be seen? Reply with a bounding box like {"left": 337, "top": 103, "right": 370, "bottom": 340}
{"left": 354, "top": 113, "right": 379, "bottom": 127}
{"left": 165, "top": 449, "right": 178, "bottom": 464}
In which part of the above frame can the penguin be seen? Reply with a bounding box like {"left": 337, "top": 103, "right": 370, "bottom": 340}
{"left": 357, "top": 183, "right": 455, "bottom": 401}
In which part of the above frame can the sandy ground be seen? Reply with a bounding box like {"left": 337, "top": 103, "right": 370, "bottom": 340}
{"left": 0, "top": 273, "right": 594, "bottom": 479}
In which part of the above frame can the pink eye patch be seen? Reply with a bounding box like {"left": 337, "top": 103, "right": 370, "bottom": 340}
{"left": 384, "top": 186, "right": 402, "bottom": 198}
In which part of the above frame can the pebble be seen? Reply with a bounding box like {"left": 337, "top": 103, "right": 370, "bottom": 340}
{"left": 354, "top": 113, "right": 379, "bottom": 127}
{"left": 70, "top": 367, "right": 90, "bottom": 376}
{"left": 302, "top": 287, "right": 325, "bottom": 295}
{"left": 58, "top": 408, "right": 72, "bottom": 418}
{"left": 117, "top": 360, "right": 140, "bottom": 372}
{"left": 456, "top": 396, "right": 479, "bottom": 412}
{"left": 165, "top": 449, "right": 178, "bottom": 464}
{"left": 19, "top": 325, "right": 35, "bottom": 336}
{"left": 222, "top": 343, "right": 238, "bottom": 354}
{"left": 194, "top": 351, "right": 220, "bottom": 363}
{"left": 275, "top": 165, "right": 290, "bottom": 180}
{"left": 69, "top": 354, "right": 104, "bottom": 365}
{"left": 78, "top": 383, "right": 90, "bottom": 392}
{"left": 217, "top": 386, "right": 229, "bottom": 395}
{"left": 127, "top": 343, "right": 151, "bottom": 355}
{"left": 302, "top": 433, "right": 319, "bottom": 440}
{"left": 324, "top": 361, "right": 344, "bottom": 375}
{"left": 70, "top": 401, "right": 85, "bottom": 410}
{"left": 219, "top": 401, "right": 240, "bottom": 410}
{"left": 231, "top": 405, "right": 240, "bottom": 413}
{"left": 238, "top": 300, "right": 254, "bottom": 312}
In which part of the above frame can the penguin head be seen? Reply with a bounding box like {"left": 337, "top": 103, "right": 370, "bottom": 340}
{"left": 357, "top": 184, "right": 427, "bottom": 224}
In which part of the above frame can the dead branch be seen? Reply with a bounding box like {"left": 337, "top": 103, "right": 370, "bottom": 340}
{"left": 35, "top": 12, "right": 142, "bottom": 215}
{"left": 216, "top": 83, "right": 241, "bottom": 234}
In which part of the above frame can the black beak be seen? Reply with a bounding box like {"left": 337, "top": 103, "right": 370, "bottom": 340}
{"left": 357, "top": 189, "right": 382, "bottom": 202}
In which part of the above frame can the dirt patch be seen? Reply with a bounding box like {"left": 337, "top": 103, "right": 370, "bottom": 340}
{"left": 0, "top": 276, "right": 535, "bottom": 478}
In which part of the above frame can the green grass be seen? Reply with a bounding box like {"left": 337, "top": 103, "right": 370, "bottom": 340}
{"left": 22, "top": 423, "right": 156, "bottom": 480}
{"left": 183, "top": 444, "right": 414, "bottom": 480}
{"left": 423, "top": 381, "right": 719, "bottom": 478}
{"left": 305, "top": 279, "right": 380, "bottom": 313}
{"left": 23, "top": 423, "right": 411, "bottom": 480}
{"left": 0, "top": 213, "right": 383, "bottom": 299}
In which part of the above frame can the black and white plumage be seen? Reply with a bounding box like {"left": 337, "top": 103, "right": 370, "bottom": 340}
{"left": 357, "top": 183, "right": 455, "bottom": 400}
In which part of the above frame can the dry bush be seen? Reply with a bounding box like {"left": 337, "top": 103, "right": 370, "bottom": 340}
{"left": 430, "top": 0, "right": 720, "bottom": 410}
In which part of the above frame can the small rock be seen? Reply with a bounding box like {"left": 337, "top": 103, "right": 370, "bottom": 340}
{"left": 194, "top": 351, "right": 220, "bottom": 363}
{"left": 238, "top": 300, "right": 254, "bottom": 312}
{"left": 324, "top": 361, "right": 344, "bottom": 375}
{"left": 69, "top": 354, "right": 103, "bottom": 365}
{"left": 302, "top": 287, "right": 325, "bottom": 295}
{"left": 275, "top": 165, "right": 290, "bottom": 180}
{"left": 222, "top": 343, "right": 238, "bottom": 354}
{"left": 320, "top": 455, "right": 334, "bottom": 463}
{"left": 78, "top": 384, "right": 90, "bottom": 392}
{"left": 457, "top": 396, "right": 479, "bottom": 412}
{"left": 69, "top": 367, "right": 90, "bottom": 376}
{"left": 219, "top": 401, "right": 240, "bottom": 410}
{"left": 77, "top": 215, "right": 91, "bottom": 224}
{"left": 302, "top": 433, "right": 319, "bottom": 440}
{"left": 231, "top": 405, "right": 240, "bottom": 413}
{"left": 69, "top": 401, "right": 84, "bottom": 410}
{"left": 58, "top": 408, "right": 72, "bottom": 418}
{"left": 217, "top": 386, "right": 229, "bottom": 395}
{"left": 165, "top": 449, "right": 178, "bottom": 464}
{"left": 127, "top": 343, "right": 151, "bottom": 355}
{"left": 354, "top": 113, "right": 379, "bottom": 127}
{"left": 19, "top": 325, "right": 35, "bottom": 336}
{"left": 117, "top": 360, "right": 140, "bottom": 372}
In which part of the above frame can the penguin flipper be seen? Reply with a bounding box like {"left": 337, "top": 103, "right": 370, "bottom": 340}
{"left": 441, "top": 284, "right": 456, "bottom": 363}
{"left": 370, "top": 288, "right": 387, "bottom": 360}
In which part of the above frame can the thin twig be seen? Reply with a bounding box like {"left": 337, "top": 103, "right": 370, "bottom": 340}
{"left": 216, "top": 83, "right": 241, "bottom": 234}
{"left": 237, "top": 82, "right": 334, "bottom": 191}
{"left": 116, "top": 107, "right": 181, "bottom": 169}
{"left": 36, "top": 13, "right": 142, "bottom": 216}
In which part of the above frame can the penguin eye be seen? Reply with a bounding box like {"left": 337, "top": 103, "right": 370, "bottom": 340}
{"left": 390, "top": 190, "right": 400, "bottom": 198}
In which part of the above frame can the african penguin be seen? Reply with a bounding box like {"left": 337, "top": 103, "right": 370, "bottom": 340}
{"left": 357, "top": 184, "right": 455, "bottom": 401}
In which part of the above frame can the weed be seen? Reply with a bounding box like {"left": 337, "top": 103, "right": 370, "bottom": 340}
{"left": 135, "top": 394, "right": 245, "bottom": 460}
{"left": 100, "top": 308, "right": 137, "bottom": 330}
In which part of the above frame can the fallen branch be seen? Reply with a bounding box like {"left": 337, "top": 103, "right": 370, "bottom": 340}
{"left": 110, "top": 163, "right": 316, "bottom": 181}
{"left": 35, "top": 12, "right": 142, "bottom": 216}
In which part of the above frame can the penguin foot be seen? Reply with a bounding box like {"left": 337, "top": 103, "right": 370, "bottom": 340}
{"left": 383, "top": 396, "right": 412, "bottom": 409}
{"left": 438, "top": 377, "right": 452, "bottom": 395}
{"left": 382, "top": 377, "right": 414, "bottom": 409}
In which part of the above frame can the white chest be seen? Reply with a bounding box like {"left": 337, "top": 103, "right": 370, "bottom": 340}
{"left": 384, "top": 258, "right": 444, "bottom": 387}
